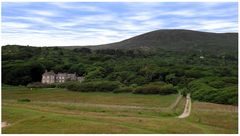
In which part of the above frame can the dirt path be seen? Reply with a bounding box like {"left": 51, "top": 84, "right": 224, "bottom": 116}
{"left": 2, "top": 122, "right": 9, "bottom": 128}
{"left": 178, "top": 93, "right": 191, "bottom": 118}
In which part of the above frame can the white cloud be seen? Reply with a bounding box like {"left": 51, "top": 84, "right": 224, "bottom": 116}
{"left": 28, "top": 10, "right": 58, "bottom": 16}
{"left": 50, "top": 2, "right": 107, "bottom": 12}
{"left": 2, "top": 22, "right": 32, "bottom": 29}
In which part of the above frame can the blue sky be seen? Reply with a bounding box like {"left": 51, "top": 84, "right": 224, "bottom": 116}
{"left": 2, "top": 2, "right": 238, "bottom": 46}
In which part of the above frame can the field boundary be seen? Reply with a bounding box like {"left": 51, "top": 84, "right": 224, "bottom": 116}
{"left": 3, "top": 94, "right": 182, "bottom": 111}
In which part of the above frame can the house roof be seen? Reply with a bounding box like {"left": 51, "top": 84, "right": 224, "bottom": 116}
{"left": 43, "top": 70, "right": 79, "bottom": 77}
{"left": 42, "top": 70, "right": 55, "bottom": 76}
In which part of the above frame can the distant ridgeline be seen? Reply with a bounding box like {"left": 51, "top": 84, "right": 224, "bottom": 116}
{"left": 1, "top": 29, "right": 238, "bottom": 105}
{"left": 64, "top": 29, "right": 238, "bottom": 54}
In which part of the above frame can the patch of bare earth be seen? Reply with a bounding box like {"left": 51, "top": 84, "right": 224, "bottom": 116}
{"left": 2, "top": 122, "right": 9, "bottom": 128}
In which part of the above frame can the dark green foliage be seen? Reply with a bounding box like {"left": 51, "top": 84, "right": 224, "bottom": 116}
{"left": 133, "top": 82, "right": 177, "bottom": 95}
{"left": 2, "top": 61, "right": 45, "bottom": 85}
{"left": 85, "top": 67, "right": 106, "bottom": 80}
{"left": 68, "top": 63, "right": 86, "bottom": 76}
{"left": 188, "top": 77, "right": 238, "bottom": 105}
{"left": 65, "top": 81, "right": 122, "bottom": 92}
{"left": 73, "top": 47, "right": 91, "bottom": 54}
{"left": 2, "top": 38, "right": 238, "bottom": 105}
{"left": 18, "top": 98, "right": 31, "bottom": 102}
{"left": 179, "top": 88, "right": 189, "bottom": 96}
{"left": 74, "top": 29, "right": 238, "bottom": 54}
{"left": 113, "top": 87, "right": 134, "bottom": 93}
{"left": 27, "top": 82, "right": 56, "bottom": 88}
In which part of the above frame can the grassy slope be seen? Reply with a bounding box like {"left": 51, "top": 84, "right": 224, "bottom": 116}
{"left": 70, "top": 29, "right": 238, "bottom": 54}
{"left": 2, "top": 86, "right": 238, "bottom": 134}
{"left": 2, "top": 86, "right": 177, "bottom": 107}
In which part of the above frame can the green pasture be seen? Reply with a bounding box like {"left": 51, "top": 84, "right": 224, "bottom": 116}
{"left": 2, "top": 86, "right": 238, "bottom": 134}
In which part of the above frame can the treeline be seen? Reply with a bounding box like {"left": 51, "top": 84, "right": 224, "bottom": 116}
{"left": 187, "top": 77, "right": 238, "bottom": 105}
{"left": 2, "top": 61, "right": 45, "bottom": 85}
{"left": 27, "top": 80, "right": 178, "bottom": 95}
{"left": 2, "top": 45, "right": 238, "bottom": 105}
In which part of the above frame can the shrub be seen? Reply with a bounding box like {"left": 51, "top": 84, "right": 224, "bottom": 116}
{"left": 129, "top": 84, "right": 138, "bottom": 88}
{"left": 222, "top": 77, "right": 238, "bottom": 84}
{"left": 133, "top": 83, "right": 177, "bottom": 95}
{"left": 208, "top": 80, "right": 225, "bottom": 88}
{"left": 18, "top": 98, "right": 31, "bottom": 102}
{"left": 66, "top": 80, "right": 122, "bottom": 92}
{"left": 56, "top": 82, "right": 73, "bottom": 88}
{"left": 27, "top": 82, "right": 56, "bottom": 88}
{"left": 188, "top": 78, "right": 238, "bottom": 105}
{"left": 179, "top": 88, "right": 189, "bottom": 96}
{"left": 113, "top": 87, "right": 134, "bottom": 93}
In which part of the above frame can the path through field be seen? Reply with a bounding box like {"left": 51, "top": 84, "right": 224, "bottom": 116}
{"left": 178, "top": 93, "right": 191, "bottom": 118}
{"left": 2, "top": 87, "right": 238, "bottom": 134}
{"left": 1, "top": 122, "right": 8, "bottom": 128}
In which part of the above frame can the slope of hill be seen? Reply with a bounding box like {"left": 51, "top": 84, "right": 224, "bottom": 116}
{"left": 65, "top": 29, "right": 238, "bottom": 54}
{"left": 2, "top": 29, "right": 238, "bottom": 106}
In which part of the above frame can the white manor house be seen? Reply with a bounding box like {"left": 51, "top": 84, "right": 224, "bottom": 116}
{"left": 42, "top": 70, "right": 84, "bottom": 84}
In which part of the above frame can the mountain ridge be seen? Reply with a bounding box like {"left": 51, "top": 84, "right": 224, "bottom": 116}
{"left": 62, "top": 29, "right": 238, "bottom": 54}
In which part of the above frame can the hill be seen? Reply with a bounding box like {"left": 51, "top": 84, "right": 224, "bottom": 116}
{"left": 64, "top": 29, "right": 238, "bottom": 54}
{"left": 2, "top": 29, "right": 238, "bottom": 106}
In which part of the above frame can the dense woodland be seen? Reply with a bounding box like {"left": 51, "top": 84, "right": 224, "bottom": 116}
{"left": 2, "top": 44, "right": 237, "bottom": 105}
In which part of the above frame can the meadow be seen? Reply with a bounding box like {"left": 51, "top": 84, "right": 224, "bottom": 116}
{"left": 2, "top": 86, "right": 238, "bottom": 134}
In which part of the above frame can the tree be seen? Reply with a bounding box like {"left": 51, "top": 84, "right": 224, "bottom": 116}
{"left": 69, "top": 63, "right": 86, "bottom": 75}
{"left": 165, "top": 73, "right": 178, "bottom": 85}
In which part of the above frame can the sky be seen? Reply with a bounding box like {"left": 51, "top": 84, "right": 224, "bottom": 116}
{"left": 1, "top": 2, "right": 238, "bottom": 46}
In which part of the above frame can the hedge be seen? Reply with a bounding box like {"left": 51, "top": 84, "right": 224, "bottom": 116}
{"left": 27, "top": 82, "right": 56, "bottom": 88}
{"left": 66, "top": 80, "right": 122, "bottom": 92}
{"left": 133, "top": 82, "right": 177, "bottom": 95}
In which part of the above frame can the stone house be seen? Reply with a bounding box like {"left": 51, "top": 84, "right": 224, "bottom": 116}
{"left": 42, "top": 70, "right": 84, "bottom": 84}
{"left": 42, "top": 70, "right": 56, "bottom": 84}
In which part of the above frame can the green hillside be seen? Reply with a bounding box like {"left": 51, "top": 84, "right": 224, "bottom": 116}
{"left": 64, "top": 29, "right": 238, "bottom": 54}
{"left": 1, "top": 29, "right": 238, "bottom": 105}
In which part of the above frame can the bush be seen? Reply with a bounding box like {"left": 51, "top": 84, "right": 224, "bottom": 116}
{"left": 27, "top": 82, "right": 56, "bottom": 88}
{"left": 18, "top": 98, "right": 31, "bottom": 102}
{"left": 208, "top": 80, "right": 225, "bottom": 88}
{"left": 179, "top": 88, "right": 189, "bottom": 96}
{"left": 133, "top": 83, "right": 177, "bottom": 95}
{"left": 222, "top": 77, "right": 238, "bottom": 84}
{"left": 188, "top": 78, "right": 238, "bottom": 105}
{"left": 55, "top": 82, "right": 71, "bottom": 88}
{"left": 113, "top": 87, "right": 134, "bottom": 93}
{"left": 66, "top": 80, "right": 122, "bottom": 92}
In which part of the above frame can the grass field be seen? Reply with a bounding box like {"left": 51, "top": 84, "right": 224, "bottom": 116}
{"left": 2, "top": 86, "right": 238, "bottom": 134}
